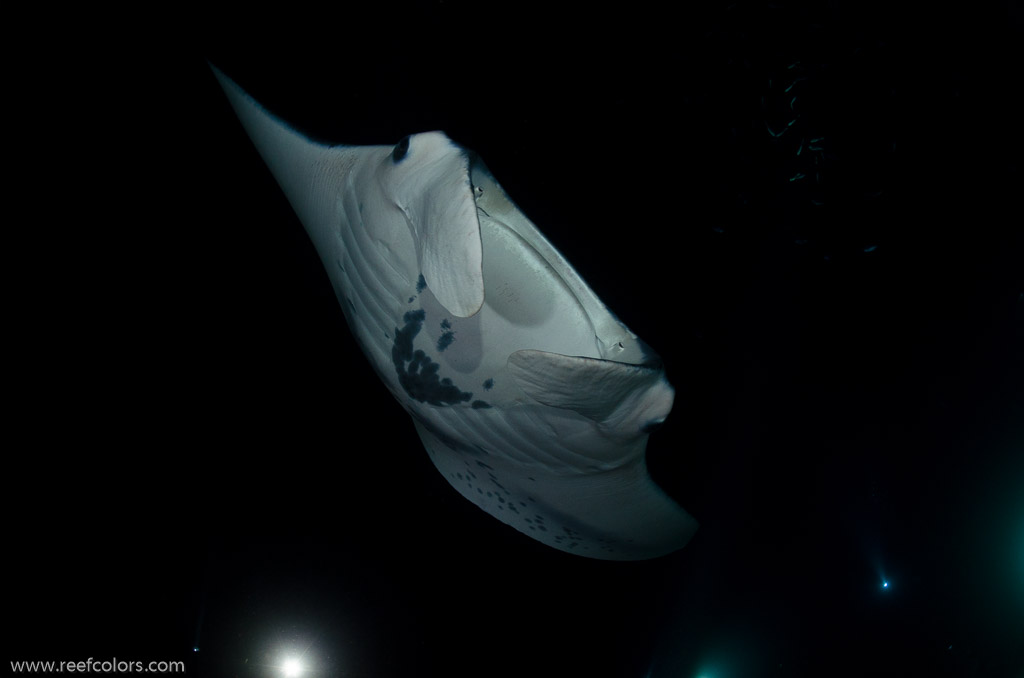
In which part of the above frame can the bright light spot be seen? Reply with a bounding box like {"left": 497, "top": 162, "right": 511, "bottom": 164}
{"left": 882, "top": 580, "right": 889, "bottom": 589}
{"left": 282, "top": 658, "right": 302, "bottom": 677}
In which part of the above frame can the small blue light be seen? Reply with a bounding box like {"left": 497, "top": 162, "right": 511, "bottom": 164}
{"left": 193, "top": 647, "right": 199, "bottom": 653}
{"left": 882, "top": 580, "right": 889, "bottom": 589}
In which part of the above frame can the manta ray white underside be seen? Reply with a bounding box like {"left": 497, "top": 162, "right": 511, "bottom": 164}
{"left": 213, "top": 66, "right": 698, "bottom": 560}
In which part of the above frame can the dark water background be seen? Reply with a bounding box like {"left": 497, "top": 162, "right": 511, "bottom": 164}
{"left": 7, "top": 2, "right": 1022, "bottom": 676}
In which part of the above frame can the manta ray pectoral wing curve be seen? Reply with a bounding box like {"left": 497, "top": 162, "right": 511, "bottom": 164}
{"left": 412, "top": 404, "right": 698, "bottom": 560}
{"left": 211, "top": 65, "right": 484, "bottom": 318}
{"left": 212, "top": 64, "right": 698, "bottom": 560}
{"left": 210, "top": 65, "right": 337, "bottom": 241}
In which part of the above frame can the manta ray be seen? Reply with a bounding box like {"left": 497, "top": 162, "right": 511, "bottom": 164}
{"left": 212, "top": 66, "right": 697, "bottom": 560}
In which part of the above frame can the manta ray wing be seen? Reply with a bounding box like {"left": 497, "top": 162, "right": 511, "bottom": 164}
{"left": 212, "top": 65, "right": 698, "bottom": 560}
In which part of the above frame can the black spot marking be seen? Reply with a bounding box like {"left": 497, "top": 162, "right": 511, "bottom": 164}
{"left": 441, "top": 319, "right": 452, "bottom": 330}
{"left": 476, "top": 461, "right": 493, "bottom": 470}
{"left": 392, "top": 136, "right": 410, "bottom": 163}
{"left": 416, "top": 275, "right": 427, "bottom": 293}
{"left": 437, "top": 331, "right": 455, "bottom": 352}
{"left": 408, "top": 296, "right": 415, "bottom": 303}
{"left": 393, "top": 310, "right": 473, "bottom": 406}
{"left": 471, "top": 400, "right": 491, "bottom": 409}
{"left": 482, "top": 378, "right": 494, "bottom": 390}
